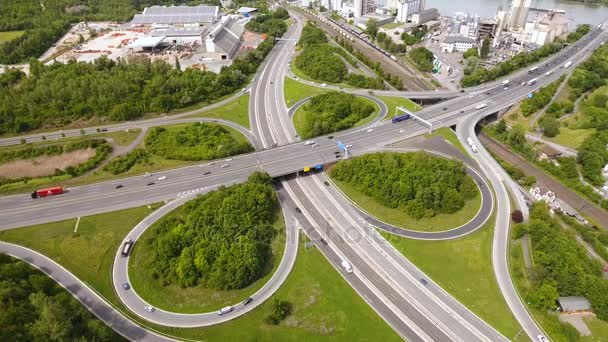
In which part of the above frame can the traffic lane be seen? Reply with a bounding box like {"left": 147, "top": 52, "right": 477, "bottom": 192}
{"left": 285, "top": 178, "right": 434, "bottom": 342}
{"left": 0, "top": 242, "right": 173, "bottom": 342}
{"left": 300, "top": 175, "right": 495, "bottom": 341}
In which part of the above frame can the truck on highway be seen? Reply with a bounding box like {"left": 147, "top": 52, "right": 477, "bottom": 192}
{"left": 341, "top": 259, "right": 353, "bottom": 273}
{"left": 563, "top": 61, "right": 573, "bottom": 68}
{"left": 527, "top": 78, "right": 538, "bottom": 85}
{"left": 31, "top": 186, "right": 63, "bottom": 199}
{"left": 529, "top": 66, "right": 539, "bottom": 73}
{"left": 466, "top": 137, "right": 474, "bottom": 146}
{"left": 390, "top": 55, "right": 397, "bottom": 61}
{"left": 391, "top": 114, "right": 410, "bottom": 123}
{"left": 545, "top": 70, "right": 554, "bottom": 76}
{"left": 471, "top": 144, "right": 478, "bottom": 153}
{"left": 475, "top": 103, "right": 488, "bottom": 110}
{"left": 501, "top": 79, "right": 510, "bottom": 85}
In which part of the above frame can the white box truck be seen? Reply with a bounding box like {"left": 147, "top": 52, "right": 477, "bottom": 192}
{"left": 341, "top": 260, "right": 353, "bottom": 273}
{"left": 466, "top": 137, "right": 474, "bottom": 146}
{"left": 563, "top": 61, "right": 572, "bottom": 68}
{"left": 475, "top": 103, "right": 488, "bottom": 110}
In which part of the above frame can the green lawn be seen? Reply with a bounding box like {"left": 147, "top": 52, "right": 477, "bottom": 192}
{"left": 128, "top": 206, "right": 286, "bottom": 313}
{"left": 292, "top": 96, "right": 379, "bottom": 139}
{"left": 581, "top": 317, "right": 608, "bottom": 341}
{"left": 91, "top": 129, "right": 142, "bottom": 146}
{"left": 284, "top": 76, "right": 330, "bottom": 106}
{"left": 190, "top": 94, "right": 250, "bottom": 129}
{"left": 0, "top": 30, "right": 25, "bottom": 44}
{"left": 381, "top": 215, "right": 525, "bottom": 340}
{"left": 546, "top": 126, "right": 595, "bottom": 150}
{"left": 332, "top": 178, "right": 481, "bottom": 232}
{"left": 0, "top": 206, "right": 400, "bottom": 341}
{"left": 381, "top": 22, "right": 402, "bottom": 30}
{"left": 378, "top": 95, "right": 422, "bottom": 121}
{"left": 426, "top": 126, "right": 470, "bottom": 157}
{"left": 0, "top": 204, "right": 162, "bottom": 304}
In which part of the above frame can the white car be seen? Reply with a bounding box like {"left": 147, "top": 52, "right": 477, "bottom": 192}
{"left": 144, "top": 306, "right": 155, "bottom": 313}
{"left": 225, "top": 158, "right": 233, "bottom": 162}
{"left": 218, "top": 306, "right": 233, "bottom": 316}
{"left": 536, "top": 335, "right": 548, "bottom": 342}
{"left": 157, "top": 176, "right": 167, "bottom": 181}
{"left": 399, "top": 129, "right": 405, "bottom": 133}
{"left": 345, "top": 144, "right": 352, "bottom": 148}
{"left": 221, "top": 163, "right": 230, "bottom": 168}
{"left": 144, "top": 172, "right": 151, "bottom": 177}
{"left": 321, "top": 83, "right": 327, "bottom": 87}
{"left": 366, "top": 129, "right": 373, "bottom": 133}
{"left": 304, "top": 140, "right": 314, "bottom": 146}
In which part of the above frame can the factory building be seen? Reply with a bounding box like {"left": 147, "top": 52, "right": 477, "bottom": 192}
{"left": 442, "top": 36, "right": 476, "bottom": 53}
{"left": 205, "top": 17, "right": 245, "bottom": 60}
{"left": 507, "top": 0, "right": 531, "bottom": 31}
{"left": 131, "top": 5, "right": 220, "bottom": 28}
{"left": 396, "top": 0, "right": 425, "bottom": 23}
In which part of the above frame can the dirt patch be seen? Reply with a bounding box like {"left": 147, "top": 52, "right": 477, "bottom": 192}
{"left": 0, "top": 148, "right": 96, "bottom": 179}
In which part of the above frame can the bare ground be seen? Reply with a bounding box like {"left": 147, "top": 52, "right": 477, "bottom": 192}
{"left": 0, "top": 148, "right": 95, "bottom": 179}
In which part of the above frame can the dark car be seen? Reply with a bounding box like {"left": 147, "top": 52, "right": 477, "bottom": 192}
{"left": 295, "top": 207, "right": 302, "bottom": 213}
{"left": 328, "top": 135, "right": 334, "bottom": 139}
{"left": 460, "top": 110, "right": 465, "bottom": 114}
{"left": 146, "top": 182, "right": 155, "bottom": 186}
{"left": 334, "top": 151, "right": 340, "bottom": 154}
{"left": 460, "top": 89, "right": 465, "bottom": 93}
{"left": 122, "top": 283, "right": 130, "bottom": 290}
{"left": 319, "top": 238, "right": 328, "bottom": 245}
{"left": 115, "top": 184, "right": 124, "bottom": 189}
{"left": 242, "top": 297, "right": 253, "bottom": 306}
{"left": 100, "top": 128, "right": 109, "bottom": 132}
{"left": 324, "top": 181, "right": 330, "bottom": 186}
{"left": 336, "top": 155, "right": 341, "bottom": 159}
{"left": 443, "top": 107, "right": 448, "bottom": 110}
{"left": 204, "top": 171, "right": 212, "bottom": 175}
{"left": 419, "top": 278, "right": 428, "bottom": 286}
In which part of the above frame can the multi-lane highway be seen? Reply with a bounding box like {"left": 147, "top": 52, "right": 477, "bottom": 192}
{"left": 1, "top": 10, "right": 606, "bottom": 342}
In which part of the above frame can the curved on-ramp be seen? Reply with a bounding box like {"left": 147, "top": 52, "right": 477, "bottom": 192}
{"left": 326, "top": 147, "right": 494, "bottom": 241}
{"left": 112, "top": 187, "right": 299, "bottom": 328}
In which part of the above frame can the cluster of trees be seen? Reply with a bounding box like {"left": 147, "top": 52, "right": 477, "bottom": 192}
{"left": 335, "top": 37, "right": 404, "bottom": 89}
{"left": 264, "top": 299, "right": 293, "bottom": 325}
{"left": 144, "top": 172, "right": 278, "bottom": 290}
{"left": 103, "top": 148, "right": 149, "bottom": 175}
{"left": 567, "top": 44, "right": 608, "bottom": 103}
{"left": 145, "top": 123, "right": 253, "bottom": 161}
{"left": 520, "top": 76, "right": 565, "bottom": 117}
{"left": 409, "top": 47, "right": 434, "bottom": 72}
{"left": 330, "top": 152, "right": 478, "bottom": 219}
{"left": 1, "top": 23, "right": 283, "bottom": 134}
{"left": 491, "top": 139, "right": 537, "bottom": 187}
{"left": 366, "top": 20, "right": 427, "bottom": 52}
{"left": 0, "top": 254, "right": 119, "bottom": 341}
{"left": 561, "top": 214, "right": 608, "bottom": 263}
{"left": 0, "top": 138, "right": 111, "bottom": 186}
{"left": 299, "top": 92, "right": 375, "bottom": 138}
{"left": 374, "top": 32, "right": 406, "bottom": 54}
{"left": 244, "top": 8, "right": 289, "bottom": 37}
{"left": 577, "top": 130, "right": 608, "bottom": 186}
{"left": 0, "top": 0, "right": 188, "bottom": 64}
{"left": 295, "top": 23, "right": 384, "bottom": 88}
{"left": 401, "top": 25, "right": 428, "bottom": 46}
{"left": 461, "top": 24, "right": 590, "bottom": 87}
{"left": 516, "top": 203, "right": 608, "bottom": 321}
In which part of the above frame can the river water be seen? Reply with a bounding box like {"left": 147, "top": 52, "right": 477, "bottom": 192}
{"left": 425, "top": 0, "right": 607, "bottom": 26}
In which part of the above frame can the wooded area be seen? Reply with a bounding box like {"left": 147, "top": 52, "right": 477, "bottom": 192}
{"left": 144, "top": 123, "right": 253, "bottom": 161}
{"left": 0, "top": 253, "right": 121, "bottom": 341}
{"left": 516, "top": 203, "right": 608, "bottom": 322}
{"left": 330, "top": 152, "right": 478, "bottom": 219}
{"left": 143, "top": 172, "right": 278, "bottom": 290}
{"left": 297, "top": 92, "right": 375, "bottom": 138}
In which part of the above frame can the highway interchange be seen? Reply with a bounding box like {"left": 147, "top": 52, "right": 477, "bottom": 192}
{"left": 0, "top": 8, "right": 607, "bottom": 342}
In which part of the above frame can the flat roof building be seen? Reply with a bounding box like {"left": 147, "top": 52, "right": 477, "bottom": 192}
{"left": 132, "top": 5, "right": 220, "bottom": 26}
{"left": 558, "top": 296, "right": 592, "bottom": 313}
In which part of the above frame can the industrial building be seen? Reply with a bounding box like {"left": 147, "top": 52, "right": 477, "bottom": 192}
{"left": 507, "top": 0, "right": 531, "bottom": 31}
{"left": 204, "top": 16, "right": 245, "bottom": 60}
{"left": 131, "top": 5, "right": 220, "bottom": 27}
{"left": 410, "top": 8, "right": 439, "bottom": 25}
{"left": 396, "top": 0, "right": 425, "bottom": 23}
{"left": 529, "top": 12, "right": 569, "bottom": 45}
{"left": 441, "top": 36, "right": 475, "bottom": 53}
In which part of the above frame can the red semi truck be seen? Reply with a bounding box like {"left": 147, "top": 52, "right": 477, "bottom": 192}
{"left": 31, "top": 186, "right": 64, "bottom": 199}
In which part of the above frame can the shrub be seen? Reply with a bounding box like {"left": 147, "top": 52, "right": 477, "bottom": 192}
{"left": 264, "top": 299, "right": 293, "bottom": 325}
{"left": 511, "top": 210, "right": 524, "bottom": 223}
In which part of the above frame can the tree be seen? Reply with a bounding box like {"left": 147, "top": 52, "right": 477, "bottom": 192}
{"left": 463, "top": 47, "right": 479, "bottom": 59}
{"left": 495, "top": 119, "right": 507, "bottom": 134}
{"left": 365, "top": 19, "right": 379, "bottom": 39}
{"left": 511, "top": 210, "right": 524, "bottom": 223}
{"left": 264, "top": 299, "right": 293, "bottom": 325}
{"left": 480, "top": 38, "right": 490, "bottom": 59}
{"left": 540, "top": 116, "right": 560, "bottom": 137}
{"left": 409, "top": 47, "right": 434, "bottom": 72}
{"left": 80, "top": 128, "right": 85, "bottom": 135}
{"left": 20, "top": 138, "right": 26, "bottom": 144}
{"left": 463, "top": 56, "right": 480, "bottom": 76}
{"left": 528, "top": 282, "right": 559, "bottom": 311}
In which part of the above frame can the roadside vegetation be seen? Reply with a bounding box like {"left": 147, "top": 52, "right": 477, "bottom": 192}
{"left": 295, "top": 23, "right": 385, "bottom": 89}
{"left": 461, "top": 24, "right": 590, "bottom": 87}
{"left": 284, "top": 76, "right": 330, "bottom": 105}
{"left": 0, "top": 8, "right": 289, "bottom": 135}
{"left": 510, "top": 203, "right": 608, "bottom": 340}
{"left": 245, "top": 8, "right": 289, "bottom": 36}
{"left": 330, "top": 152, "right": 479, "bottom": 228}
{"left": 0, "top": 254, "right": 122, "bottom": 341}
{"left": 190, "top": 94, "right": 250, "bottom": 128}
{"left": 0, "top": 203, "right": 399, "bottom": 340}
{"left": 409, "top": 47, "right": 435, "bottom": 72}
{"left": 294, "top": 92, "right": 377, "bottom": 139}
{"left": 382, "top": 215, "right": 525, "bottom": 340}
{"left": 379, "top": 95, "right": 421, "bottom": 121}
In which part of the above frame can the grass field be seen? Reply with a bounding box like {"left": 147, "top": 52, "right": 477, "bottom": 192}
{"left": 190, "top": 94, "right": 250, "bottom": 128}
{"left": 381, "top": 215, "right": 525, "bottom": 340}
{"left": 292, "top": 96, "right": 379, "bottom": 139}
{"left": 426, "top": 127, "right": 470, "bottom": 157}
{"left": 0, "top": 206, "right": 400, "bottom": 341}
{"left": 0, "top": 204, "right": 162, "bottom": 304}
{"left": 381, "top": 22, "right": 402, "bottom": 30}
{"left": 332, "top": 177, "right": 481, "bottom": 232}
{"left": 284, "top": 77, "right": 330, "bottom": 106}
{"left": 3, "top": 129, "right": 141, "bottom": 153}
{"left": 546, "top": 126, "right": 595, "bottom": 150}
{"left": 378, "top": 95, "right": 422, "bottom": 121}
{"left": 0, "top": 30, "right": 25, "bottom": 44}
{"left": 128, "top": 206, "right": 286, "bottom": 313}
